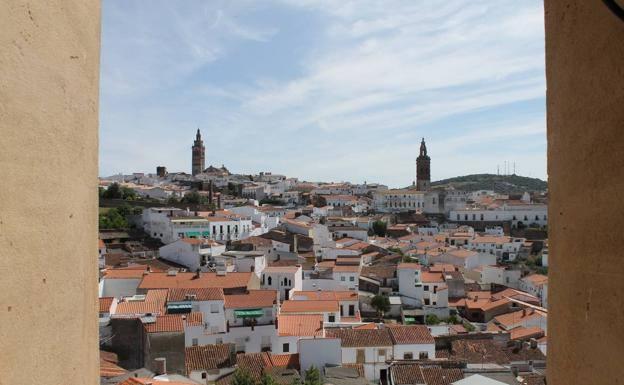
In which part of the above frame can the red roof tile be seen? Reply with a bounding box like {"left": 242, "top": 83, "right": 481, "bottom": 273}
{"left": 225, "top": 290, "right": 277, "bottom": 309}
{"left": 278, "top": 314, "right": 323, "bottom": 337}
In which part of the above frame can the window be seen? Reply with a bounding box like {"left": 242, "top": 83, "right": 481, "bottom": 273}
{"left": 341, "top": 276, "right": 345, "bottom": 281}
{"left": 216, "top": 338, "right": 223, "bottom": 344}
{"left": 457, "top": 214, "right": 460, "bottom": 220}
{"left": 202, "top": 373, "right": 207, "bottom": 379}
{"left": 424, "top": 285, "right": 429, "bottom": 291}
{"left": 349, "top": 305, "right": 355, "bottom": 316}
{"left": 282, "top": 343, "right": 290, "bottom": 353}
{"left": 192, "top": 338, "right": 198, "bottom": 346}
{"left": 356, "top": 349, "right": 365, "bottom": 363}
{"left": 349, "top": 276, "right": 355, "bottom": 282}
{"left": 210, "top": 303, "right": 219, "bottom": 313}
{"left": 328, "top": 314, "right": 335, "bottom": 322}
{"left": 424, "top": 298, "right": 430, "bottom": 305}
{"left": 419, "top": 352, "right": 429, "bottom": 359}
{"left": 403, "top": 352, "right": 413, "bottom": 360}
{"left": 267, "top": 276, "right": 272, "bottom": 285}
{"left": 378, "top": 349, "right": 386, "bottom": 358}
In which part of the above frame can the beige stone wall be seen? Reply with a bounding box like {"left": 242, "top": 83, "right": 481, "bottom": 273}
{"left": 546, "top": 1, "right": 624, "bottom": 384}
{"left": 0, "top": 1, "right": 100, "bottom": 384}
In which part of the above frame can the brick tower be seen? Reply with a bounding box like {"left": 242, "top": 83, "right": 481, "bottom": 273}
{"left": 416, "top": 137, "right": 431, "bottom": 191}
{"left": 191, "top": 128, "right": 205, "bottom": 176}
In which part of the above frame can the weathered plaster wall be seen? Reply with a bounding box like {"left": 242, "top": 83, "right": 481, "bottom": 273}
{"left": 0, "top": 1, "right": 100, "bottom": 384}
{"left": 545, "top": 1, "right": 624, "bottom": 384}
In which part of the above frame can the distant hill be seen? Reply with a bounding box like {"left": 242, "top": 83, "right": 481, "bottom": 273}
{"left": 431, "top": 174, "right": 547, "bottom": 194}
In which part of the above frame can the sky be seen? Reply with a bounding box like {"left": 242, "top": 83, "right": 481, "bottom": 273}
{"left": 100, "top": 0, "right": 546, "bottom": 188}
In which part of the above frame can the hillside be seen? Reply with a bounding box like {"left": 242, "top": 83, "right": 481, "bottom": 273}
{"left": 431, "top": 174, "right": 547, "bottom": 194}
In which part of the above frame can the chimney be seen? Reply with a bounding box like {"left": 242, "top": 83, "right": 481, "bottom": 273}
{"left": 195, "top": 268, "right": 201, "bottom": 279}
{"left": 275, "top": 317, "right": 279, "bottom": 330}
{"left": 154, "top": 357, "right": 166, "bottom": 375}
{"left": 474, "top": 296, "right": 478, "bottom": 302}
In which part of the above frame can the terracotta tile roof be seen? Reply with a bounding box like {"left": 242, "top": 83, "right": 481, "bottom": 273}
{"left": 442, "top": 338, "right": 546, "bottom": 364}
{"left": 447, "top": 249, "right": 478, "bottom": 258}
{"left": 278, "top": 314, "right": 324, "bottom": 337}
{"left": 387, "top": 325, "right": 435, "bottom": 345}
{"left": 138, "top": 272, "right": 252, "bottom": 290}
{"left": 472, "top": 235, "right": 513, "bottom": 244}
{"left": 144, "top": 312, "right": 203, "bottom": 333}
{"left": 389, "top": 364, "right": 423, "bottom": 384}
{"left": 492, "top": 288, "right": 540, "bottom": 304}
{"left": 99, "top": 297, "right": 114, "bottom": 313}
{"left": 493, "top": 308, "right": 544, "bottom": 328}
{"left": 292, "top": 291, "right": 358, "bottom": 301}
{"left": 326, "top": 328, "right": 392, "bottom": 347}
{"left": 429, "top": 264, "right": 457, "bottom": 273}
{"left": 421, "top": 272, "right": 445, "bottom": 283}
{"left": 167, "top": 287, "right": 224, "bottom": 302}
{"left": 340, "top": 312, "right": 362, "bottom": 323}
{"left": 103, "top": 266, "right": 153, "bottom": 279}
{"left": 521, "top": 274, "right": 548, "bottom": 286}
{"left": 236, "top": 352, "right": 272, "bottom": 381}
{"left": 420, "top": 366, "right": 464, "bottom": 385}
{"left": 361, "top": 265, "right": 396, "bottom": 280}
{"left": 509, "top": 326, "right": 545, "bottom": 341}
{"left": 281, "top": 300, "right": 339, "bottom": 313}
{"left": 185, "top": 343, "right": 236, "bottom": 373}
{"left": 99, "top": 350, "right": 127, "bottom": 378}
{"left": 398, "top": 263, "right": 421, "bottom": 270}
{"left": 224, "top": 290, "right": 277, "bottom": 309}
{"left": 354, "top": 323, "right": 378, "bottom": 330}
{"left": 115, "top": 292, "right": 166, "bottom": 317}
{"left": 269, "top": 353, "right": 300, "bottom": 370}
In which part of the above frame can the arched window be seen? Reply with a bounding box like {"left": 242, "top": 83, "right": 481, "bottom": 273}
{"left": 267, "top": 276, "right": 272, "bottom": 286}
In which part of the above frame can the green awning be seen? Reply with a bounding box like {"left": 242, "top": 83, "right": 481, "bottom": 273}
{"left": 167, "top": 303, "right": 193, "bottom": 314}
{"left": 234, "top": 309, "right": 264, "bottom": 318}
{"left": 404, "top": 317, "right": 416, "bottom": 324}
{"left": 201, "top": 231, "right": 211, "bottom": 237}
{"left": 185, "top": 232, "right": 201, "bottom": 237}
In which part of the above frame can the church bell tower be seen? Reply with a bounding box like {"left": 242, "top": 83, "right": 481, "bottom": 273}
{"left": 416, "top": 138, "right": 431, "bottom": 191}
{"left": 192, "top": 128, "right": 205, "bottom": 176}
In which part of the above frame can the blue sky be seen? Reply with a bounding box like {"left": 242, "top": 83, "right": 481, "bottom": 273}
{"left": 100, "top": 0, "right": 546, "bottom": 187}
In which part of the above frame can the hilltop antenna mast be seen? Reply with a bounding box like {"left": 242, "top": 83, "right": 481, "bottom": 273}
{"left": 513, "top": 162, "right": 516, "bottom": 175}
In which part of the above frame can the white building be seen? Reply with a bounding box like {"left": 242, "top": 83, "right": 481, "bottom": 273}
{"left": 468, "top": 235, "right": 525, "bottom": 261}
{"left": 142, "top": 208, "right": 253, "bottom": 244}
{"left": 159, "top": 238, "right": 226, "bottom": 272}
{"left": 261, "top": 266, "right": 303, "bottom": 301}
{"left": 519, "top": 274, "right": 549, "bottom": 306}
{"left": 373, "top": 189, "right": 441, "bottom": 214}
{"left": 449, "top": 203, "right": 548, "bottom": 228}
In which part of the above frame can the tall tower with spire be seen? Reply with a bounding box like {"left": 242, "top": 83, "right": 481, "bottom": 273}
{"left": 416, "top": 138, "right": 431, "bottom": 191}
{"left": 191, "top": 128, "right": 205, "bottom": 176}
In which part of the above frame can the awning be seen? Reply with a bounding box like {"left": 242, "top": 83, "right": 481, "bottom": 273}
{"left": 167, "top": 303, "right": 193, "bottom": 314}
{"left": 185, "top": 232, "right": 201, "bottom": 237}
{"left": 234, "top": 309, "right": 264, "bottom": 318}
{"left": 201, "top": 231, "right": 211, "bottom": 237}
{"left": 404, "top": 317, "right": 416, "bottom": 324}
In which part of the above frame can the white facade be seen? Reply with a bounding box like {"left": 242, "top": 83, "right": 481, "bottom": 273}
{"left": 159, "top": 239, "right": 226, "bottom": 272}
{"left": 261, "top": 266, "right": 303, "bottom": 301}
{"left": 340, "top": 345, "right": 392, "bottom": 382}
{"left": 450, "top": 203, "right": 548, "bottom": 227}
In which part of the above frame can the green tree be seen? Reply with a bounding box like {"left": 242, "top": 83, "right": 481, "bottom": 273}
{"left": 371, "top": 294, "right": 391, "bottom": 318}
{"left": 99, "top": 208, "right": 128, "bottom": 229}
{"left": 117, "top": 203, "right": 133, "bottom": 217}
{"left": 260, "top": 373, "right": 277, "bottom": 385}
{"left": 372, "top": 220, "right": 387, "bottom": 237}
{"left": 102, "top": 182, "right": 122, "bottom": 199}
{"left": 167, "top": 195, "right": 180, "bottom": 205}
{"left": 463, "top": 320, "right": 476, "bottom": 332}
{"left": 182, "top": 191, "right": 202, "bottom": 205}
{"left": 304, "top": 366, "right": 321, "bottom": 385}
{"left": 121, "top": 186, "right": 137, "bottom": 200}
{"left": 425, "top": 314, "right": 440, "bottom": 325}
{"left": 232, "top": 368, "right": 256, "bottom": 385}
{"left": 291, "top": 376, "right": 302, "bottom": 385}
